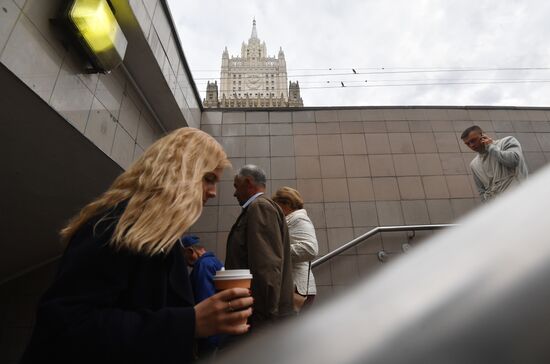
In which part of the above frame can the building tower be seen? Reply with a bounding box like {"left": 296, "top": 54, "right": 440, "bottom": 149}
{"left": 203, "top": 81, "right": 219, "bottom": 108}
{"left": 288, "top": 81, "right": 303, "bottom": 107}
{"left": 203, "top": 19, "right": 303, "bottom": 108}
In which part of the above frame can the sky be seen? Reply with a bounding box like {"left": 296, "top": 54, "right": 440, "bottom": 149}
{"left": 167, "top": 0, "right": 550, "bottom": 107}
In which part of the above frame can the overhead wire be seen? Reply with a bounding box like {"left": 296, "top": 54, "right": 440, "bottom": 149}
{"left": 298, "top": 79, "right": 550, "bottom": 90}
{"left": 194, "top": 77, "right": 550, "bottom": 86}
{"left": 191, "top": 66, "right": 550, "bottom": 81}
{"left": 190, "top": 66, "right": 550, "bottom": 94}
{"left": 192, "top": 80, "right": 550, "bottom": 96}
{"left": 190, "top": 66, "right": 550, "bottom": 72}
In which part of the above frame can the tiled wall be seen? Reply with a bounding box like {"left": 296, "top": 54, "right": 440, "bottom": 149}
{"left": 0, "top": 0, "right": 199, "bottom": 170}
{"left": 195, "top": 107, "right": 550, "bottom": 302}
{"left": 130, "top": 0, "right": 201, "bottom": 127}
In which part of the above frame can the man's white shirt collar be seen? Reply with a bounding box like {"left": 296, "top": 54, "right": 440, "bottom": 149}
{"left": 242, "top": 192, "right": 264, "bottom": 209}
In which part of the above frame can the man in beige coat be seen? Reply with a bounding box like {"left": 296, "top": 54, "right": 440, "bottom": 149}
{"left": 226, "top": 165, "right": 294, "bottom": 329}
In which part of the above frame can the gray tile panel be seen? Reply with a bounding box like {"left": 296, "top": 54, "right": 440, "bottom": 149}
{"left": 342, "top": 134, "right": 367, "bottom": 154}
{"left": 422, "top": 176, "right": 450, "bottom": 199}
{"left": 324, "top": 202, "right": 353, "bottom": 228}
{"left": 320, "top": 156, "right": 347, "bottom": 178}
{"left": 318, "top": 134, "right": 343, "bottom": 155}
{"left": 386, "top": 121, "right": 410, "bottom": 132}
{"left": 397, "top": 176, "right": 426, "bottom": 200}
{"left": 426, "top": 199, "right": 454, "bottom": 223}
{"left": 246, "top": 111, "right": 269, "bottom": 123}
{"left": 369, "top": 155, "right": 396, "bottom": 176}
{"left": 296, "top": 156, "right": 322, "bottom": 178}
{"left": 270, "top": 157, "right": 296, "bottom": 179}
{"left": 365, "top": 134, "right": 391, "bottom": 154}
{"left": 330, "top": 255, "right": 358, "bottom": 284}
{"left": 372, "top": 177, "right": 400, "bottom": 200}
{"left": 393, "top": 154, "right": 420, "bottom": 176}
{"left": 348, "top": 178, "right": 375, "bottom": 201}
{"left": 293, "top": 123, "right": 317, "bottom": 134}
{"left": 270, "top": 135, "right": 295, "bottom": 156}
{"left": 294, "top": 135, "right": 319, "bottom": 155}
{"left": 344, "top": 155, "right": 371, "bottom": 177}
{"left": 388, "top": 133, "right": 415, "bottom": 153}
{"left": 317, "top": 122, "right": 341, "bottom": 135}
{"left": 401, "top": 200, "right": 430, "bottom": 225}
{"left": 322, "top": 179, "right": 350, "bottom": 202}
{"left": 297, "top": 179, "right": 324, "bottom": 202}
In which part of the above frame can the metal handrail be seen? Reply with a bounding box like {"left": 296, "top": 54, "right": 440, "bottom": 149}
{"left": 312, "top": 224, "right": 457, "bottom": 268}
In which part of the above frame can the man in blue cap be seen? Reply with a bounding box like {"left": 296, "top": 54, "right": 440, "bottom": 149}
{"left": 180, "top": 235, "right": 224, "bottom": 354}
{"left": 180, "top": 235, "right": 223, "bottom": 304}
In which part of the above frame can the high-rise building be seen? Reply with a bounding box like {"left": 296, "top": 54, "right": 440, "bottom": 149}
{"left": 203, "top": 19, "right": 303, "bottom": 108}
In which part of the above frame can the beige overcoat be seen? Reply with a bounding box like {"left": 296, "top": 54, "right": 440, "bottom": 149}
{"left": 225, "top": 195, "right": 295, "bottom": 328}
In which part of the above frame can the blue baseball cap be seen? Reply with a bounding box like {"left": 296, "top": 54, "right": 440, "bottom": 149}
{"left": 180, "top": 235, "right": 200, "bottom": 247}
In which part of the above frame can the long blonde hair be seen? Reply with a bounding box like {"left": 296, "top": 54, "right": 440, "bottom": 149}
{"left": 60, "top": 127, "right": 229, "bottom": 255}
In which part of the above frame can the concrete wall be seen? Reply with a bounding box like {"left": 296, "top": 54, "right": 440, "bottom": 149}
{"left": 130, "top": 0, "right": 201, "bottom": 127}
{"left": 0, "top": 0, "right": 201, "bottom": 170}
{"left": 194, "top": 107, "right": 550, "bottom": 302}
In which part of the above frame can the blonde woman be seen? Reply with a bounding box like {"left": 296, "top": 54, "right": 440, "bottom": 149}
{"left": 273, "top": 187, "right": 318, "bottom": 312}
{"left": 21, "top": 128, "right": 252, "bottom": 364}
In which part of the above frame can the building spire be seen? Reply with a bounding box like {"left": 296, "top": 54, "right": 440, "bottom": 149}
{"left": 251, "top": 18, "right": 258, "bottom": 39}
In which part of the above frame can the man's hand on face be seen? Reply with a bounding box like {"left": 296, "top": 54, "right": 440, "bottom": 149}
{"left": 480, "top": 135, "right": 493, "bottom": 146}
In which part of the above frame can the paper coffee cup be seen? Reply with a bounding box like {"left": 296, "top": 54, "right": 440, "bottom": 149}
{"left": 213, "top": 269, "right": 253, "bottom": 291}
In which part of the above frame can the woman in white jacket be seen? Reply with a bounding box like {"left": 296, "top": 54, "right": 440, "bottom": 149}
{"left": 273, "top": 187, "right": 318, "bottom": 312}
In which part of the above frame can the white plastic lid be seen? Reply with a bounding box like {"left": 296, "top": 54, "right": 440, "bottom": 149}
{"left": 213, "top": 269, "right": 253, "bottom": 280}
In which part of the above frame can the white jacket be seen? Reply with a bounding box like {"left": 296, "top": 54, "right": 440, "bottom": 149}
{"left": 286, "top": 209, "right": 318, "bottom": 295}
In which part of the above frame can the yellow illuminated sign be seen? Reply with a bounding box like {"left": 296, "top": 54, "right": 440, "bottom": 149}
{"left": 68, "top": 0, "right": 127, "bottom": 71}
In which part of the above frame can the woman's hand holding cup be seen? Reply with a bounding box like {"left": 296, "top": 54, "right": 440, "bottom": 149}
{"left": 194, "top": 287, "right": 253, "bottom": 338}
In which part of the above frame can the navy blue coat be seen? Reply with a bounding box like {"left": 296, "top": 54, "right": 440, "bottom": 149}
{"left": 189, "top": 252, "right": 223, "bottom": 303}
{"left": 189, "top": 252, "right": 224, "bottom": 351}
{"left": 21, "top": 205, "right": 197, "bottom": 364}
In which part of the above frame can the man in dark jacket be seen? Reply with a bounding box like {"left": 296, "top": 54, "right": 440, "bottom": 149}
{"left": 225, "top": 165, "right": 295, "bottom": 330}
